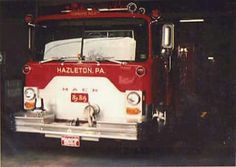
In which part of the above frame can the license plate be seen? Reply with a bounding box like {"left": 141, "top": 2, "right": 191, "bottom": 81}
{"left": 61, "top": 136, "right": 80, "bottom": 147}
{"left": 71, "top": 93, "right": 88, "bottom": 103}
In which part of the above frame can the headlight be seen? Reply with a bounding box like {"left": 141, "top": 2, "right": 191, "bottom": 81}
{"left": 127, "top": 92, "right": 140, "bottom": 105}
{"left": 24, "top": 88, "right": 36, "bottom": 100}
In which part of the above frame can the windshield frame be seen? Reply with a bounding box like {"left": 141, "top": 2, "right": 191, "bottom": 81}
{"left": 33, "top": 14, "right": 151, "bottom": 62}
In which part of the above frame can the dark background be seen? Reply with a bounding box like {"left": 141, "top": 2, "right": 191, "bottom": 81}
{"left": 0, "top": 0, "right": 235, "bottom": 166}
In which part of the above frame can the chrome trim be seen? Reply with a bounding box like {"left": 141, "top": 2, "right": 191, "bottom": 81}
{"left": 15, "top": 113, "right": 139, "bottom": 141}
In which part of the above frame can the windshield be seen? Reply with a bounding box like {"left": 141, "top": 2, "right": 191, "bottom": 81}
{"left": 34, "top": 18, "right": 148, "bottom": 62}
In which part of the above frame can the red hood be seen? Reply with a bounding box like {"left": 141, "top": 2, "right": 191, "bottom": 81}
{"left": 25, "top": 61, "right": 152, "bottom": 93}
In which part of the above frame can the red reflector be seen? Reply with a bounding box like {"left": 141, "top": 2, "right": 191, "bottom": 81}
{"left": 136, "top": 66, "right": 146, "bottom": 77}
{"left": 152, "top": 9, "right": 160, "bottom": 19}
{"left": 22, "top": 64, "right": 31, "bottom": 74}
{"left": 24, "top": 14, "right": 33, "bottom": 24}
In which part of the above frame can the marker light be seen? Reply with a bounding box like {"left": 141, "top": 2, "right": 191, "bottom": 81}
{"left": 127, "top": 92, "right": 141, "bottom": 106}
{"left": 24, "top": 101, "right": 35, "bottom": 110}
{"left": 136, "top": 66, "right": 146, "bottom": 77}
{"left": 24, "top": 14, "right": 33, "bottom": 24}
{"left": 151, "top": 9, "right": 160, "bottom": 19}
{"left": 126, "top": 107, "right": 141, "bottom": 115}
{"left": 22, "top": 64, "right": 31, "bottom": 74}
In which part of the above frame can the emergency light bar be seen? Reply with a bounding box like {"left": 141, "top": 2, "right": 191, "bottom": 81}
{"left": 60, "top": 2, "right": 146, "bottom": 14}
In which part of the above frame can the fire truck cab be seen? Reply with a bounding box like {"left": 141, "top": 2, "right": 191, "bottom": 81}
{"left": 14, "top": 2, "right": 174, "bottom": 147}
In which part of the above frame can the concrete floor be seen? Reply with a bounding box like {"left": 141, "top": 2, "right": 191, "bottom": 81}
{"left": 1, "top": 131, "right": 235, "bottom": 167}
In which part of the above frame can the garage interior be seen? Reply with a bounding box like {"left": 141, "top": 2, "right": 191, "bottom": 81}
{"left": 0, "top": 0, "right": 235, "bottom": 166}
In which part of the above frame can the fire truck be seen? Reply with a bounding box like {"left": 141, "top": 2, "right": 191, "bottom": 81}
{"left": 14, "top": 2, "right": 176, "bottom": 147}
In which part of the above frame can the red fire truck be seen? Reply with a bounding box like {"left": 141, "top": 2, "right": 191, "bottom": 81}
{"left": 14, "top": 2, "right": 175, "bottom": 147}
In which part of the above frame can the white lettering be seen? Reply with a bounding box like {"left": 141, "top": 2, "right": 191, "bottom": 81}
{"left": 56, "top": 67, "right": 105, "bottom": 74}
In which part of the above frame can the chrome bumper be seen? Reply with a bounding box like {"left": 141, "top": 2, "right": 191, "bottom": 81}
{"left": 14, "top": 112, "right": 139, "bottom": 141}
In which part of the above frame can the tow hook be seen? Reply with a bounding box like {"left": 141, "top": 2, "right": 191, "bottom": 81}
{"left": 84, "top": 104, "right": 100, "bottom": 127}
{"left": 70, "top": 118, "right": 80, "bottom": 126}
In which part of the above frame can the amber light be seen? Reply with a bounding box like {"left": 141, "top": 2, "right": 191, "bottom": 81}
{"left": 24, "top": 101, "right": 35, "bottom": 110}
{"left": 126, "top": 107, "right": 141, "bottom": 115}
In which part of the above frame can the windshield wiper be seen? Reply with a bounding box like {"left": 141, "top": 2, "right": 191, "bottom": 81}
{"left": 80, "top": 21, "right": 86, "bottom": 61}
{"left": 96, "top": 57, "right": 126, "bottom": 65}
{"left": 39, "top": 56, "right": 78, "bottom": 64}
{"left": 40, "top": 56, "right": 101, "bottom": 65}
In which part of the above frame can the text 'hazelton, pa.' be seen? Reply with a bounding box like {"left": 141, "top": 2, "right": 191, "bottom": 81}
{"left": 56, "top": 67, "right": 105, "bottom": 74}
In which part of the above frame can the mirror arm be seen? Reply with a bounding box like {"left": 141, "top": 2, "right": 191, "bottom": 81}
{"left": 161, "top": 48, "right": 172, "bottom": 72}
{"left": 28, "top": 26, "right": 32, "bottom": 50}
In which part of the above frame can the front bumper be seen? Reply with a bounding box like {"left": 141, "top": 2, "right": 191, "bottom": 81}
{"left": 14, "top": 111, "right": 139, "bottom": 141}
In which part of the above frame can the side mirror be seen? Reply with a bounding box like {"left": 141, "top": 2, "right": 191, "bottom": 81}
{"left": 161, "top": 24, "right": 174, "bottom": 50}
